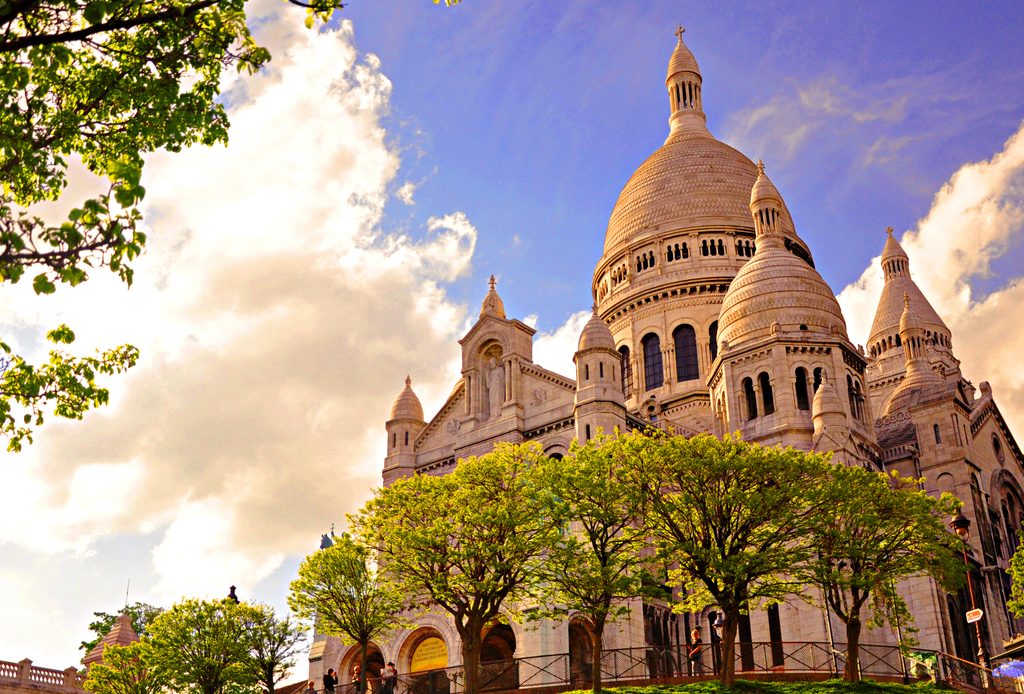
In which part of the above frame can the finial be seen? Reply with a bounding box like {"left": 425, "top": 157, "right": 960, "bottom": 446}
{"left": 675, "top": 24, "right": 685, "bottom": 42}
{"left": 488, "top": 274, "right": 496, "bottom": 291}
{"left": 757, "top": 159, "right": 765, "bottom": 175}
{"left": 886, "top": 226, "right": 894, "bottom": 237}
{"left": 405, "top": 374, "right": 411, "bottom": 387}
{"left": 592, "top": 302, "right": 598, "bottom": 313}
{"left": 903, "top": 292, "right": 910, "bottom": 309}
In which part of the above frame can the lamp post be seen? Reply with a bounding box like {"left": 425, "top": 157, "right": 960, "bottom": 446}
{"left": 950, "top": 513, "right": 990, "bottom": 686}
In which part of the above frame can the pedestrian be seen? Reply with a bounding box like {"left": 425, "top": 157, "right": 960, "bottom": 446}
{"left": 323, "top": 669, "right": 337, "bottom": 694}
{"left": 351, "top": 666, "right": 364, "bottom": 694}
{"left": 381, "top": 662, "right": 397, "bottom": 694}
{"left": 688, "top": 626, "right": 703, "bottom": 675}
{"left": 306, "top": 681, "right": 317, "bottom": 694}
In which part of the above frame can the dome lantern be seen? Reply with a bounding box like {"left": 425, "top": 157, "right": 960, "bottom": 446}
{"left": 665, "top": 25, "right": 708, "bottom": 138}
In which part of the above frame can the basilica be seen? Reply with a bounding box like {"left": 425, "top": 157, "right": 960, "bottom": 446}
{"left": 310, "top": 29, "right": 1024, "bottom": 684}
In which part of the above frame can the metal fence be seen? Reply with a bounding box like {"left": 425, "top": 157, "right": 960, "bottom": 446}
{"left": 328, "top": 641, "right": 983, "bottom": 694}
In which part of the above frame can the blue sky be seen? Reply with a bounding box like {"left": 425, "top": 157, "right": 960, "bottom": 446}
{"left": 346, "top": 0, "right": 1024, "bottom": 324}
{"left": 2, "top": 0, "right": 1024, "bottom": 672}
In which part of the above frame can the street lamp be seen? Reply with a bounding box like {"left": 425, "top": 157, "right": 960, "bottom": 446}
{"left": 950, "top": 513, "right": 990, "bottom": 684}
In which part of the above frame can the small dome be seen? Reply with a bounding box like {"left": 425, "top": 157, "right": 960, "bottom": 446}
{"left": 667, "top": 27, "right": 700, "bottom": 79}
{"left": 812, "top": 375, "right": 844, "bottom": 417}
{"left": 389, "top": 376, "right": 424, "bottom": 421}
{"left": 898, "top": 293, "right": 921, "bottom": 335}
{"left": 749, "top": 160, "right": 783, "bottom": 207}
{"left": 881, "top": 226, "right": 908, "bottom": 262}
{"left": 578, "top": 309, "right": 616, "bottom": 351}
{"left": 480, "top": 275, "right": 506, "bottom": 319}
{"left": 718, "top": 171, "right": 847, "bottom": 348}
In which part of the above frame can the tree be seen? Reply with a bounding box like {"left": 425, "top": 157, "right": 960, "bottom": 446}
{"left": 81, "top": 602, "right": 164, "bottom": 653}
{"left": 533, "top": 436, "right": 651, "bottom": 694}
{"left": 0, "top": 0, "right": 461, "bottom": 448}
{"left": 83, "top": 641, "right": 167, "bottom": 694}
{"left": 800, "top": 466, "right": 963, "bottom": 680}
{"left": 144, "top": 598, "right": 255, "bottom": 694}
{"left": 239, "top": 604, "right": 306, "bottom": 694}
{"left": 623, "top": 431, "right": 831, "bottom": 687}
{"left": 1008, "top": 531, "right": 1024, "bottom": 618}
{"left": 288, "top": 534, "right": 406, "bottom": 694}
{"left": 351, "top": 442, "right": 560, "bottom": 694}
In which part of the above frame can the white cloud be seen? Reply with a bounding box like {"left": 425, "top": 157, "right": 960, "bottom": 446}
{"left": 396, "top": 181, "right": 417, "bottom": 205}
{"left": 0, "top": 8, "right": 478, "bottom": 662}
{"left": 532, "top": 310, "right": 591, "bottom": 380}
{"left": 839, "top": 120, "right": 1024, "bottom": 433}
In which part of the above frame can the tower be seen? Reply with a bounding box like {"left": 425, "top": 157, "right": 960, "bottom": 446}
{"left": 573, "top": 308, "right": 627, "bottom": 442}
{"left": 383, "top": 375, "right": 426, "bottom": 485}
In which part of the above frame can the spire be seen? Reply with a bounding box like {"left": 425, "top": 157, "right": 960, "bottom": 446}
{"left": 665, "top": 25, "right": 707, "bottom": 137}
{"left": 389, "top": 376, "right": 424, "bottom": 421}
{"left": 880, "top": 226, "right": 910, "bottom": 281}
{"left": 479, "top": 275, "right": 506, "bottom": 319}
{"left": 748, "top": 160, "right": 786, "bottom": 245}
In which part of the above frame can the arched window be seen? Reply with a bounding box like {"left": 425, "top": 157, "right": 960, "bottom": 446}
{"left": 391, "top": 432, "right": 396, "bottom": 448}
{"left": 736, "top": 239, "right": 744, "bottom": 255}
{"left": 673, "top": 324, "right": 699, "bottom": 382}
{"left": 743, "top": 377, "right": 758, "bottom": 421}
{"left": 667, "top": 248, "right": 673, "bottom": 263}
{"left": 585, "top": 424, "right": 591, "bottom": 441}
{"left": 895, "top": 334, "right": 902, "bottom": 346}
{"left": 649, "top": 251, "right": 656, "bottom": 267}
{"left": 584, "top": 363, "right": 590, "bottom": 381}
{"left": 759, "top": 372, "right": 775, "bottom": 415}
{"left": 404, "top": 431, "right": 409, "bottom": 445}
{"left": 682, "top": 243, "right": 689, "bottom": 259}
{"left": 709, "top": 239, "right": 717, "bottom": 256}
{"left": 847, "top": 375, "right": 857, "bottom": 418}
{"left": 619, "top": 346, "right": 632, "bottom": 399}
{"left": 934, "top": 423, "right": 942, "bottom": 444}
{"left": 701, "top": 239, "right": 709, "bottom": 256}
{"left": 709, "top": 321, "right": 719, "bottom": 361}
{"left": 599, "top": 362, "right": 604, "bottom": 379}
{"left": 795, "top": 368, "right": 810, "bottom": 411}
{"left": 636, "top": 258, "right": 642, "bottom": 273}
{"left": 642, "top": 333, "right": 663, "bottom": 391}
{"left": 813, "top": 367, "right": 825, "bottom": 392}
{"left": 854, "top": 380, "right": 865, "bottom": 421}
{"left": 718, "top": 239, "right": 725, "bottom": 255}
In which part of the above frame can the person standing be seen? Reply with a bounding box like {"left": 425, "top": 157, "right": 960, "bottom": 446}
{"left": 351, "top": 666, "right": 364, "bottom": 694}
{"left": 323, "top": 669, "right": 337, "bottom": 694}
{"left": 380, "top": 662, "right": 397, "bottom": 694}
{"left": 688, "top": 626, "right": 704, "bottom": 676}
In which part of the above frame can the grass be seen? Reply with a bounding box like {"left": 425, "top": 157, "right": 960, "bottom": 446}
{"left": 565, "top": 681, "right": 950, "bottom": 694}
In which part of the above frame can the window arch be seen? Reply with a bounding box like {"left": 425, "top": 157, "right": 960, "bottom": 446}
{"left": 934, "top": 423, "right": 942, "bottom": 444}
{"left": 642, "top": 333, "right": 663, "bottom": 391}
{"left": 759, "top": 372, "right": 775, "bottom": 415}
{"left": 585, "top": 424, "right": 591, "bottom": 441}
{"left": 813, "top": 367, "right": 825, "bottom": 392}
{"left": 743, "top": 377, "right": 758, "bottom": 421}
{"left": 709, "top": 321, "right": 719, "bottom": 361}
{"left": 619, "top": 346, "right": 632, "bottom": 399}
{"left": 673, "top": 324, "right": 699, "bottom": 382}
{"left": 795, "top": 367, "right": 810, "bottom": 411}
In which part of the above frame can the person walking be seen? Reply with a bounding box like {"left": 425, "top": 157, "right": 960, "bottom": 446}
{"left": 380, "top": 662, "right": 397, "bottom": 694}
{"left": 688, "top": 626, "right": 704, "bottom": 676}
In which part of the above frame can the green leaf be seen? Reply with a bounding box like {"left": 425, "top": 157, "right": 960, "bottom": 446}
{"left": 32, "top": 274, "right": 56, "bottom": 295}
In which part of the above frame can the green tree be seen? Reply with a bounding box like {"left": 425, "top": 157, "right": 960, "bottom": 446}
{"left": 83, "top": 641, "right": 167, "bottom": 694}
{"left": 351, "top": 442, "right": 559, "bottom": 694}
{"left": 288, "top": 534, "right": 405, "bottom": 694}
{"left": 800, "top": 466, "right": 963, "bottom": 680}
{"left": 623, "top": 431, "right": 831, "bottom": 687}
{"left": 144, "top": 598, "right": 255, "bottom": 694}
{"left": 0, "top": 0, "right": 462, "bottom": 449}
{"left": 80, "top": 602, "right": 164, "bottom": 653}
{"left": 533, "top": 436, "right": 651, "bottom": 694}
{"left": 239, "top": 604, "right": 306, "bottom": 694}
{"left": 1008, "top": 531, "right": 1024, "bottom": 618}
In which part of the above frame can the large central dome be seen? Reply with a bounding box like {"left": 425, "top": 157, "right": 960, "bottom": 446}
{"left": 603, "top": 132, "right": 759, "bottom": 254}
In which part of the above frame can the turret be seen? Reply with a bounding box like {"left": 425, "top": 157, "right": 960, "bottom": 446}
{"left": 384, "top": 376, "right": 426, "bottom": 485}
{"left": 573, "top": 309, "right": 626, "bottom": 442}
{"left": 666, "top": 25, "right": 708, "bottom": 138}
{"left": 812, "top": 374, "right": 848, "bottom": 440}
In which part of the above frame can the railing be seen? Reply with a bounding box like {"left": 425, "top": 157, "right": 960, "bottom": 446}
{"left": 329, "top": 642, "right": 941, "bottom": 694}
{"left": 0, "top": 659, "right": 84, "bottom": 691}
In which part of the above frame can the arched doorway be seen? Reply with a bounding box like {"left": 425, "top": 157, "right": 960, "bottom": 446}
{"left": 341, "top": 644, "right": 385, "bottom": 692}
{"left": 479, "top": 623, "right": 517, "bottom": 691}
{"left": 403, "top": 628, "right": 451, "bottom": 694}
{"left": 568, "top": 618, "right": 594, "bottom": 688}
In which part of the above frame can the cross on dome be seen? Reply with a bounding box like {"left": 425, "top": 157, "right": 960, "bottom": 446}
{"left": 675, "top": 24, "right": 685, "bottom": 42}
{"left": 886, "top": 226, "right": 894, "bottom": 237}
{"left": 757, "top": 159, "right": 765, "bottom": 175}
{"left": 405, "top": 374, "right": 412, "bottom": 387}
{"left": 488, "top": 274, "right": 496, "bottom": 291}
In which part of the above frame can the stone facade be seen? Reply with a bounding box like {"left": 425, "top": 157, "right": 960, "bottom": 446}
{"left": 312, "top": 27, "right": 1024, "bottom": 683}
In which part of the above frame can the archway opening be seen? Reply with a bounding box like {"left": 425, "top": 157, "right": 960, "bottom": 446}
{"left": 479, "top": 623, "right": 518, "bottom": 691}
{"left": 568, "top": 618, "right": 594, "bottom": 688}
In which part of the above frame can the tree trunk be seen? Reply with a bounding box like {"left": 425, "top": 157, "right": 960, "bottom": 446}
{"left": 461, "top": 624, "right": 483, "bottom": 694}
{"left": 360, "top": 642, "right": 369, "bottom": 693}
{"left": 718, "top": 612, "right": 739, "bottom": 687}
{"left": 591, "top": 625, "right": 604, "bottom": 694}
{"left": 844, "top": 615, "right": 862, "bottom": 682}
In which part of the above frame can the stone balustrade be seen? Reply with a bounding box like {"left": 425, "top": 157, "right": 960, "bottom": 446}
{"left": 0, "top": 659, "right": 84, "bottom": 694}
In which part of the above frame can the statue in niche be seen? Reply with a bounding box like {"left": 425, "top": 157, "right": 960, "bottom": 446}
{"left": 486, "top": 357, "right": 505, "bottom": 420}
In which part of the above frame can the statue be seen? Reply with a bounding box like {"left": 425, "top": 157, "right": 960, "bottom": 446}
{"left": 486, "top": 357, "right": 505, "bottom": 420}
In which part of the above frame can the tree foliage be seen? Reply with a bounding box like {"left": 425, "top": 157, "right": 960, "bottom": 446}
{"left": 533, "top": 435, "right": 651, "bottom": 694}
{"left": 239, "top": 604, "right": 306, "bottom": 694}
{"left": 352, "top": 442, "right": 559, "bottom": 694}
{"left": 80, "top": 602, "right": 164, "bottom": 653}
{"left": 288, "top": 534, "right": 405, "bottom": 693}
{"left": 1008, "top": 531, "right": 1024, "bottom": 618}
{"left": 799, "top": 466, "right": 963, "bottom": 680}
{"left": 623, "top": 432, "right": 832, "bottom": 687}
{"left": 83, "top": 641, "right": 167, "bottom": 694}
{"left": 144, "top": 598, "right": 255, "bottom": 694}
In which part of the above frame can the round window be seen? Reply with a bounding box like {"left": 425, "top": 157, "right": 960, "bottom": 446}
{"left": 993, "top": 434, "right": 1005, "bottom": 464}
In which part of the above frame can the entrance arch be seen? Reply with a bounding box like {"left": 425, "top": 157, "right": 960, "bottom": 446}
{"left": 568, "top": 618, "right": 594, "bottom": 688}
{"left": 339, "top": 643, "right": 385, "bottom": 689}
{"left": 479, "top": 623, "right": 518, "bottom": 690}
